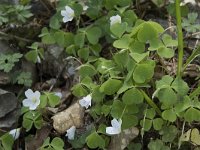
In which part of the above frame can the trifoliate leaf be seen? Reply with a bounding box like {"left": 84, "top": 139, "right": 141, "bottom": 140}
{"left": 146, "top": 108, "right": 156, "bottom": 119}
{"left": 157, "top": 88, "right": 177, "bottom": 106}
{"left": 72, "top": 83, "right": 88, "bottom": 97}
{"left": 79, "top": 64, "right": 97, "bottom": 78}
{"left": 137, "top": 23, "right": 158, "bottom": 43}
{"left": 129, "top": 40, "right": 145, "bottom": 53}
{"left": 113, "top": 35, "right": 131, "bottom": 49}
{"left": 162, "top": 109, "right": 177, "bottom": 122}
{"left": 74, "top": 32, "right": 85, "bottom": 48}
{"left": 191, "top": 128, "right": 200, "bottom": 145}
{"left": 184, "top": 107, "right": 200, "bottom": 122}
{"left": 130, "top": 52, "right": 149, "bottom": 63}
{"left": 140, "top": 119, "right": 152, "bottom": 131}
{"left": 153, "top": 118, "right": 163, "bottom": 130}
{"left": 111, "top": 100, "right": 125, "bottom": 119}
{"left": 86, "top": 27, "right": 102, "bottom": 45}
{"left": 86, "top": 132, "right": 105, "bottom": 149}
{"left": 171, "top": 77, "right": 189, "bottom": 97}
{"left": 25, "top": 50, "right": 37, "bottom": 63}
{"left": 100, "top": 79, "right": 122, "bottom": 95}
{"left": 122, "top": 88, "right": 143, "bottom": 105}
{"left": 110, "top": 22, "right": 127, "bottom": 38}
{"left": 51, "top": 137, "right": 64, "bottom": 150}
{"left": 122, "top": 114, "right": 138, "bottom": 129}
{"left": 133, "top": 62, "right": 155, "bottom": 83}
{"left": 162, "top": 34, "right": 178, "bottom": 47}
{"left": 157, "top": 47, "right": 174, "bottom": 58}
{"left": 78, "top": 48, "right": 89, "bottom": 61}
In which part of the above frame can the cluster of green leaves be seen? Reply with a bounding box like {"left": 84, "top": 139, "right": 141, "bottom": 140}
{"left": 0, "top": 53, "right": 22, "bottom": 72}
{"left": 11, "top": 71, "right": 32, "bottom": 87}
{"left": 182, "top": 13, "right": 200, "bottom": 33}
{"left": 70, "top": 17, "right": 179, "bottom": 148}
{"left": 19, "top": 0, "right": 200, "bottom": 149}
{"left": 0, "top": 133, "right": 14, "bottom": 150}
{"left": 25, "top": 42, "right": 44, "bottom": 63}
{"left": 21, "top": 92, "right": 61, "bottom": 131}
{"left": 40, "top": 137, "right": 64, "bottom": 150}
{"left": 0, "top": 4, "right": 33, "bottom": 25}
{"left": 0, "top": 52, "right": 33, "bottom": 87}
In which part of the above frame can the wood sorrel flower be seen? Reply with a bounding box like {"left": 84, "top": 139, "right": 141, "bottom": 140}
{"left": 79, "top": 94, "right": 91, "bottom": 109}
{"left": 65, "top": 126, "right": 76, "bottom": 140}
{"left": 106, "top": 118, "right": 122, "bottom": 135}
{"left": 110, "top": 15, "right": 121, "bottom": 26}
{"left": 22, "top": 89, "right": 40, "bottom": 110}
{"left": 9, "top": 128, "right": 21, "bottom": 140}
{"left": 54, "top": 92, "right": 62, "bottom": 99}
{"left": 61, "top": 6, "right": 75, "bottom": 23}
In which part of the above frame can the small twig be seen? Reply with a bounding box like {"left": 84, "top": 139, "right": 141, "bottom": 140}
{"left": 178, "top": 121, "right": 185, "bottom": 149}
{"left": 48, "top": 62, "right": 68, "bottom": 92}
{"left": 184, "top": 31, "right": 200, "bottom": 39}
{"left": 64, "top": 56, "right": 82, "bottom": 65}
{"left": 0, "top": 128, "right": 7, "bottom": 133}
{"left": 160, "top": 25, "right": 176, "bottom": 37}
{"left": 39, "top": 0, "right": 51, "bottom": 15}
{"left": 0, "top": 31, "right": 33, "bottom": 43}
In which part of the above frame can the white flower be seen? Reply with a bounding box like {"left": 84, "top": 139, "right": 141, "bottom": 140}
{"left": 83, "top": 5, "right": 88, "bottom": 11}
{"left": 37, "top": 56, "right": 41, "bottom": 63}
{"left": 22, "top": 89, "right": 41, "bottom": 110}
{"left": 110, "top": 15, "right": 121, "bottom": 26}
{"left": 181, "top": 0, "right": 196, "bottom": 5}
{"left": 79, "top": 2, "right": 88, "bottom": 11}
{"left": 65, "top": 126, "right": 76, "bottom": 140}
{"left": 61, "top": 6, "right": 75, "bottom": 23}
{"left": 9, "top": 128, "right": 20, "bottom": 140}
{"left": 79, "top": 94, "right": 92, "bottom": 109}
{"left": 55, "top": 92, "right": 62, "bottom": 99}
{"left": 106, "top": 118, "right": 122, "bottom": 135}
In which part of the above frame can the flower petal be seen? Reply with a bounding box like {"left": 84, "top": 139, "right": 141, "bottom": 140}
{"left": 79, "top": 94, "right": 91, "bottom": 109}
{"left": 111, "top": 118, "right": 122, "bottom": 129}
{"left": 25, "top": 89, "right": 33, "bottom": 99}
{"left": 55, "top": 92, "right": 62, "bottom": 99}
{"left": 29, "top": 103, "right": 38, "bottom": 110}
{"left": 110, "top": 15, "right": 121, "bottom": 26}
{"left": 34, "top": 91, "right": 41, "bottom": 99}
{"left": 106, "top": 127, "right": 121, "bottom": 135}
{"left": 66, "top": 126, "right": 76, "bottom": 140}
{"left": 61, "top": 10, "right": 68, "bottom": 17}
{"left": 9, "top": 128, "right": 20, "bottom": 140}
{"left": 63, "top": 16, "right": 70, "bottom": 23}
{"left": 22, "top": 99, "right": 32, "bottom": 107}
{"left": 65, "top": 6, "right": 74, "bottom": 14}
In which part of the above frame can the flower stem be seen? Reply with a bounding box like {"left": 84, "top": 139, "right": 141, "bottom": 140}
{"left": 120, "top": 105, "right": 127, "bottom": 119}
{"left": 140, "top": 90, "right": 162, "bottom": 116}
{"left": 175, "top": 0, "right": 184, "bottom": 78}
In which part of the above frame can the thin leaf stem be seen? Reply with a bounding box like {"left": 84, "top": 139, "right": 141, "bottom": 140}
{"left": 176, "top": 0, "right": 184, "bottom": 78}
{"left": 140, "top": 90, "right": 162, "bottom": 116}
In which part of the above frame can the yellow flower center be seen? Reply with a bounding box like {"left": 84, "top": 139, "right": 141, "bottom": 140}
{"left": 32, "top": 97, "right": 37, "bottom": 104}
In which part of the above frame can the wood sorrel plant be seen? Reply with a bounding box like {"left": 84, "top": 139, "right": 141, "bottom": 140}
{"left": 40, "top": 0, "right": 199, "bottom": 149}
{"left": 2, "top": 0, "right": 200, "bottom": 149}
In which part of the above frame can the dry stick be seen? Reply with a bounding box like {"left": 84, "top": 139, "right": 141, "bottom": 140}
{"left": 184, "top": 31, "right": 200, "bottom": 39}
{"left": 0, "top": 31, "right": 33, "bottom": 43}
{"left": 48, "top": 61, "right": 68, "bottom": 92}
{"left": 178, "top": 121, "right": 186, "bottom": 149}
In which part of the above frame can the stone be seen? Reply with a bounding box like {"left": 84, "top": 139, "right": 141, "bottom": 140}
{"left": 52, "top": 102, "right": 84, "bottom": 134}
{"left": 108, "top": 127, "right": 139, "bottom": 150}
{"left": 0, "top": 89, "right": 17, "bottom": 117}
{"left": 0, "top": 89, "right": 20, "bottom": 128}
